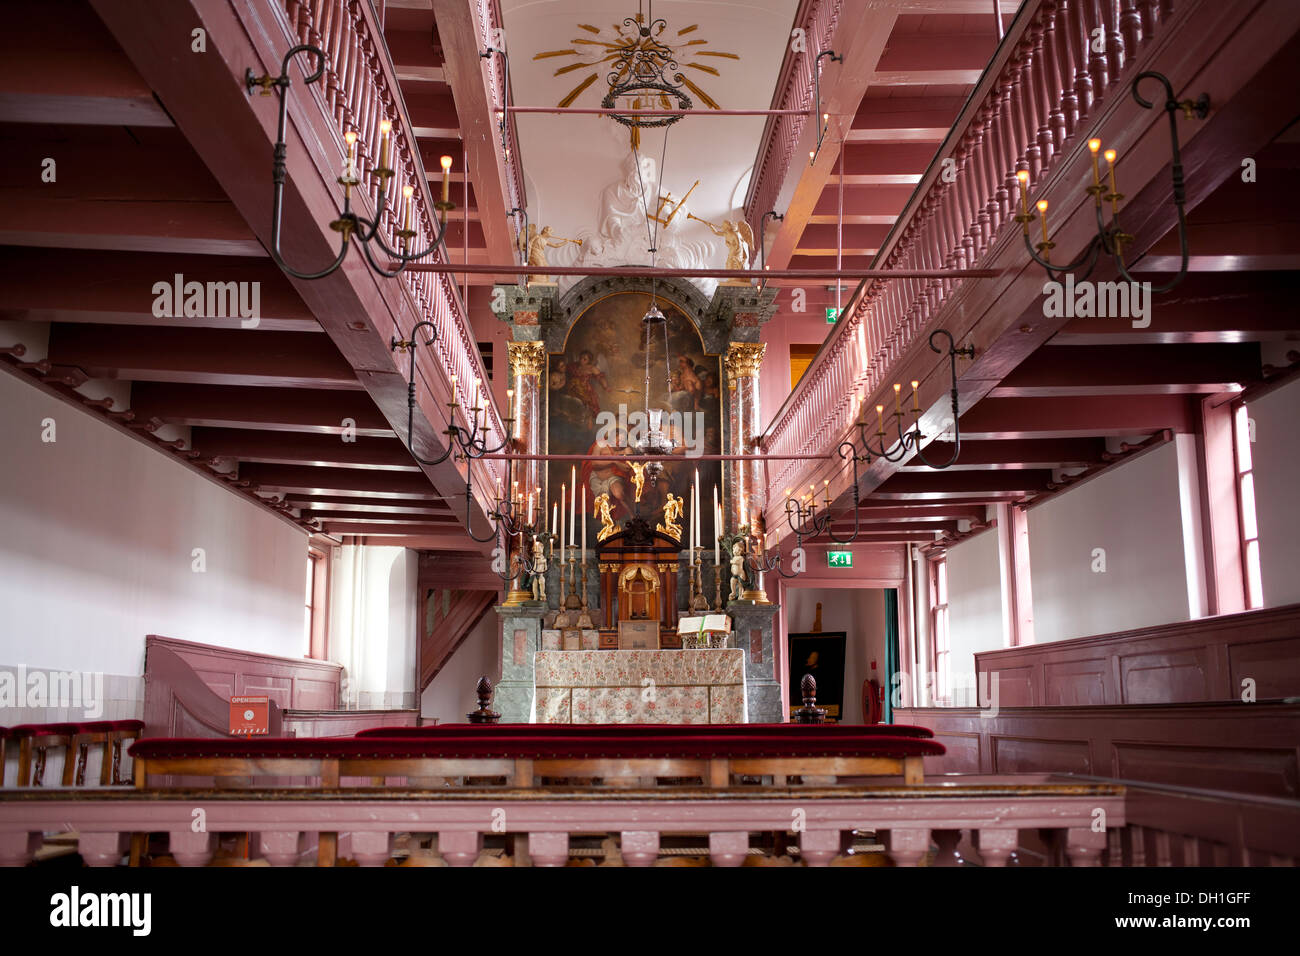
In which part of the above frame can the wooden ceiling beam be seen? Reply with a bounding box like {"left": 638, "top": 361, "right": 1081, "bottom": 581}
{"left": 990, "top": 344, "right": 1262, "bottom": 397}
{"left": 129, "top": 383, "right": 393, "bottom": 435}
{"left": 871, "top": 470, "right": 1055, "bottom": 499}
{"left": 959, "top": 396, "right": 1197, "bottom": 440}
{"left": 238, "top": 464, "right": 442, "bottom": 498}
{"left": 286, "top": 494, "right": 450, "bottom": 514}
{"left": 47, "top": 325, "right": 361, "bottom": 390}
{"left": 897, "top": 438, "right": 1108, "bottom": 471}
{"left": 191, "top": 427, "right": 420, "bottom": 471}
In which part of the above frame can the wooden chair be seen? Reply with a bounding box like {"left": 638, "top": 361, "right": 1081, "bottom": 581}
{"left": 11, "top": 723, "right": 77, "bottom": 787}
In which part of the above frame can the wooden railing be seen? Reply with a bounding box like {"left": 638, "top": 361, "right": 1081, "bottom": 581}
{"left": 0, "top": 778, "right": 1125, "bottom": 867}
{"left": 744, "top": 0, "right": 842, "bottom": 228}
{"left": 758, "top": 0, "right": 1180, "bottom": 505}
{"left": 276, "top": 0, "right": 507, "bottom": 489}
{"left": 475, "top": 0, "right": 527, "bottom": 219}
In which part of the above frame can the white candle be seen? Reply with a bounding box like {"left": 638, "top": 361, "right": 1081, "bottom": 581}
{"left": 560, "top": 483, "right": 566, "bottom": 552}
{"left": 552, "top": 502, "right": 558, "bottom": 538}
{"left": 570, "top": 466, "right": 577, "bottom": 556}
{"left": 687, "top": 489, "right": 695, "bottom": 553}
{"left": 581, "top": 487, "right": 587, "bottom": 564}
{"left": 694, "top": 468, "right": 701, "bottom": 551}
{"left": 713, "top": 485, "right": 720, "bottom": 565}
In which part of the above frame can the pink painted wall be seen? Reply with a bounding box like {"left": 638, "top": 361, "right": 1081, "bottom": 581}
{"left": 943, "top": 527, "right": 1002, "bottom": 704}
{"left": 421, "top": 609, "right": 500, "bottom": 725}
{"left": 757, "top": 302, "right": 835, "bottom": 433}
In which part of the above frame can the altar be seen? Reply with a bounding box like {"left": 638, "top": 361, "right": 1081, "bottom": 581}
{"left": 534, "top": 649, "right": 747, "bottom": 724}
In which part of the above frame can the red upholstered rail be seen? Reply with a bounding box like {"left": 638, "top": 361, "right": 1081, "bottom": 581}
{"left": 131, "top": 734, "right": 945, "bottom": 760}
{"left": 353, "top": 722, "right": 935, "bottom": 739}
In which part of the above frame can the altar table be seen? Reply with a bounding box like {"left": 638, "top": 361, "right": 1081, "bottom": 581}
{"left": 533, "top": 650, "right": 747, "bottom": 724}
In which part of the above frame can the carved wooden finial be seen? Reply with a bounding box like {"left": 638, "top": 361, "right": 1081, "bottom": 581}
{"left": 466, "top": 676, "right": 501, "bottom": 724}
{"left": 792, "top": 673, "right": 827, "bottom": 724}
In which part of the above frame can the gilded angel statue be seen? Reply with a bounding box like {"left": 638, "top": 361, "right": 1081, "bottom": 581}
{"left": 656, "top": 493, "right": 684, "bottom": 542}
{"left": 594, "top": 492, "right": 617, "bottom": 542}
{"left": 688, "top": 214, "right": 754, "bottom": 274}
{"left": 517, "top": 224, "right": 583, "bottom": 282}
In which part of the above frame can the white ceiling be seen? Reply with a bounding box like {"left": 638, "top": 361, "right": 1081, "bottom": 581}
{"left": 502, "top": 0, "right": 797, "bottom": 268}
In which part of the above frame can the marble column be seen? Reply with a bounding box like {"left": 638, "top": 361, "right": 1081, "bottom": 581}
{"left": 728, "top": 601, "right": 781, "bottom": 722}
{"left": 723, "top": 342, "right": 766, "bottom": 535}
{"left": 506, "top": 340, "right": 546, "bottom": 505}
{"left": 494, "top": 604, "right": 542, "bottom": 722}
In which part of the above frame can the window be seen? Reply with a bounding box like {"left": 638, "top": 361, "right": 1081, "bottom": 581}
{"left": 929, "top": 554, "right": 951, "bottom": 705}
{"left": 305, "top": 547, "right": 329, "bottom": 659}
{"left": 789, "top": 344, "right": 820, "bottom": 389}
{"left": 1233, "top": 403, "right": 1264, "bottom": 609}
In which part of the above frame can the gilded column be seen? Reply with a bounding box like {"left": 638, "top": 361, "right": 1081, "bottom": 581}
{"left": 506, "top": 340, "right": 546, "bottom": 503}
{"left": 723, "top": 342, "right": 766, "bottom": 535}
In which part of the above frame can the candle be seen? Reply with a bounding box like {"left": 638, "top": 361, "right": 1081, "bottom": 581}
{"left": 343, "top": 130, "right": 357, "bottom": 179}
{"left": 527, "top": 491, "right": 533, "bottom": 521}
{"left": 1036, "top": 199, "right": 1050, "bottom": 244}
{"left": 687, "top": 489, "right": 694, "bottom": 554}
{"left": 506, "top": 387, "right": 514, "bottom": 420}
{"left": 581, "top": 487, "right": 587, "bottom": 565}
{"left": 876, "top": 404, "right": 885, "bottom": 436}
{"left": 1104, "top": 148, "right": 1119, "bottom": 216}
{"left": 893, "top": 383, "right": 902, "bottom": 414}
{"left": 713, "top": 485, "right": 720, "bottom": 566}
{"left": 1015, "top": 169, "right": 1030, "bottom": 222}
{"left": 694, "top": 468, "right": 701, "bottom": 551}
{"left": 560, "top": 483, "right": 566, "bottom": 553}
{"left": 552, "top": 502, "right": 558, "bottom": 538}
{"left": 823, "top": 479, "right": 830, "bottom": 506}
{"left": 1088, "top": 138, "right": 1102, "bottom": 188}
{"left": 378, "top": 119, "right": 391, "bottom": 170}
{"left": 911, "top": 380, "right": 920, "bottom": 413}
{"left": 401, "top": 184, "right": 414, "bottom": 231}
{"left": 439, "top": 155, "right": 453, "bottom": 204}
{"left": 569, "top": 466, "right": 577, "bottom": 556}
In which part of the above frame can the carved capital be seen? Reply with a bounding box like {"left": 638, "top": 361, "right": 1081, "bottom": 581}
{"left": 724, "top": 342, "right": 767, "bottom": 380}
{"left": 507, "top": 341, "right": 547, "bottom": 378}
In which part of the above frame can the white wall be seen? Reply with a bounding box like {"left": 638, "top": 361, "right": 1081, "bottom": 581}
{"left": 0, "top": 371, "right": 307, "bottom": 721}
{"left": 783, "top": 586, "right": 886, "bottom": 723}
{"left": 1250, "top": 377, "right": 1300, "bottom": 607}
{"left": 420, "top": 611, "right": 500, "bottom": 725}
{"left": 1027, "top": 442, "right": 1189, "bottom": 643}
{"left": 944, "top": 529, "right": 1002, "bottom": 704}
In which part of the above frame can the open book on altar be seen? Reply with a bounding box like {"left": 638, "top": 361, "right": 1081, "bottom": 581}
{"left": 677, "top": 615, "right": 732, "bottom": 637}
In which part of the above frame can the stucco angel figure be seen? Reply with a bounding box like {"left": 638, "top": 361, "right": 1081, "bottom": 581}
{"left": 529, "top": 536, "right": 549, "bottom": 602}
{"left": 594, "top": 492, "right": 617, "bottom": 542}
{"left": 518, "top": 224, "right": 582, "bottom": 281}
{"left": 656, "top": 493, "right": 685, "bottom": 541}
{"left": 728, "top": 539, "right": 749, "bottom": 601}
{"left": 691, "top": 216, "right": 754, "bottom": 275}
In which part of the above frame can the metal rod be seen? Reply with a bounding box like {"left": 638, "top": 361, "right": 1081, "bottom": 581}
{"left": 477, "top": 453, "right": 832, "bottom": 462}
{"left": 399, "top": 262, "right": 1000, "bottom": 280}
{"left": 506, "top": 106, "right": 811, "bottom": 116}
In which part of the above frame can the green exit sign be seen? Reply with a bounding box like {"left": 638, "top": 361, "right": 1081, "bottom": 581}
{"left": 827, "top": 550, "right": 853, "bottom": 568}
{"left": 825, "top": 307, "right": 840, "bottom": 324}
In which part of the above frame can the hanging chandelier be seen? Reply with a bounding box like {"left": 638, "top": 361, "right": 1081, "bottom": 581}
{"left": 601, "top": 4, "right": 693, "bottom": 129}
{"left": 246, "top": 46, "right": 456, "bottom": 281}
{"left": 633, "top": 301, "right": 675, "bottom": 487}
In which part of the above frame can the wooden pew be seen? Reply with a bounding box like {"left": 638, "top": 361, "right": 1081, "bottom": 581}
{"left": 130, "top": 731, "right": 944, "bottom": 790}
{"left": 10, "top": 724, "right": 76, "bottom": 787}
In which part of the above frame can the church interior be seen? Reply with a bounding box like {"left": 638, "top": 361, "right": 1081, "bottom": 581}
{"left": 1, "top": 0, "right": 1299, "bottom": 893}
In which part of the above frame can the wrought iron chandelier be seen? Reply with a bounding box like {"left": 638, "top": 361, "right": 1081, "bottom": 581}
{"left": 600, "top": 3, "right": 693, "bottom": 128}
{"left": 1017, "top": 71, "right": 1208, "bottom": 294}
{"left": 246, "top": 45, "right": 456, "bottom": 281}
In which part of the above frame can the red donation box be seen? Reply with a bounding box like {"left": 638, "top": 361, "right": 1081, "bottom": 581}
{"left": 229, "top": 696, "right": 270, "bottom": 736}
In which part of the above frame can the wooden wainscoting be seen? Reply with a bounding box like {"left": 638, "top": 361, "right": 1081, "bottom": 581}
{"left": 972, "top": 604, "right": 1300, "bottom": 706}
{"left": 894, "top": 701, "right": 1300, "bottom": 799}
{"left": 146, "top": 634, "right": 342, "bottom": 712}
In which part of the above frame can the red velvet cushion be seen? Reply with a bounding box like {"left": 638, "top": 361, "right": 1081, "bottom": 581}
{"left": 0, "top": 726, "right": 8, "bottom": 738}
{"left": 71, "top": 721, "right": 116, "bottom": 734}
{"left": 130, "top": 734, "right": 944, "bottom": 760}
{"left": 109, "top": 719, "right": 145, "bottom": 733}
{"left": 9, "top": 723, "right": 79, "bottom": 738}
{"left": 355, "top": 722, "right": 935, "bottom": 739}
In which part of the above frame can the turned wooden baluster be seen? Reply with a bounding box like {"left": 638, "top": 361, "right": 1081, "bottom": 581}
{"left": 307, "top": 0, "right": 326, "bottom": 49}
{"left": 1010, "top": 46, "right": 1041, "bottom": 182}
{"left": 1055, "top": 0, "right": 1081, "bottom": 135}
{"left": 323, "top": 1, "right": 345, "bottom": 121}
{"left": 1084, "top": 0, "right": 1109, "bottom": 100}
{"left": 1028, "top": 17, "right": 1056, "bottom": 170}
{"left": 1041, "top": 2, "right": 1068, "bottom": 153}
{"left": 997, "top": 77, "right": 1019, "bottom": 224}
{"left": 980, "top": 102, "right": 1003, "bottom": 240}
{"left": 1120, "top": 0, "right": 1144, "bottom": 50}
{"left": 1104, "top": 0, "right": 1126, "bottom": 81}
{"left": 1070, "top": 0, "right": 1095, "bottom": 116}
